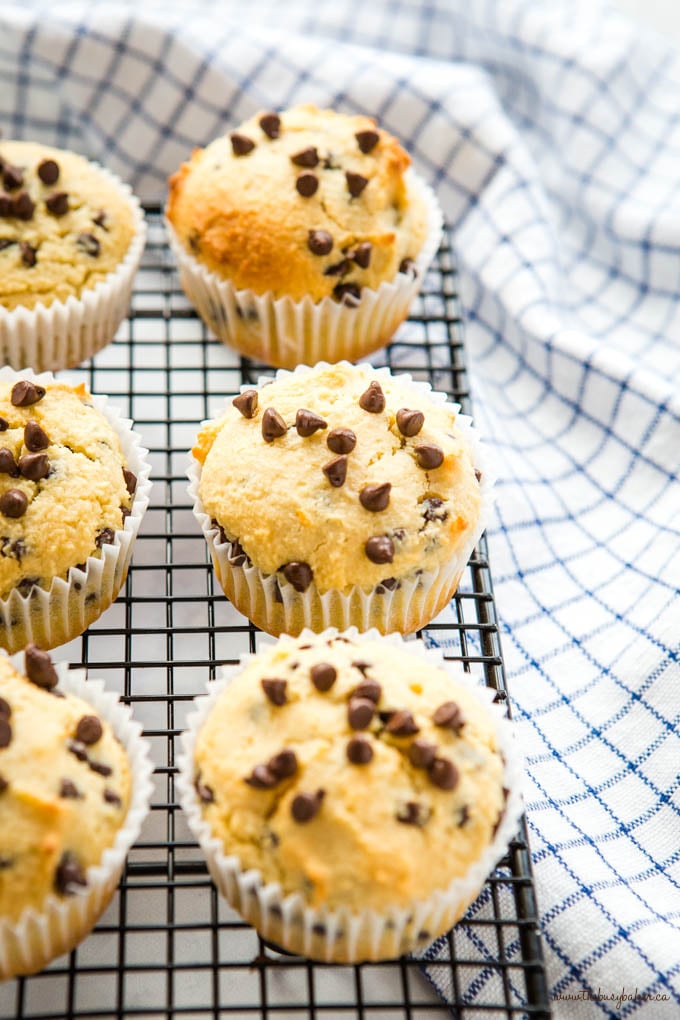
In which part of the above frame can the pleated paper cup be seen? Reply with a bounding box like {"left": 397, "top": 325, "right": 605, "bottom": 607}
{"left": 188, "top": 364, "right": 494, "bottom": 637}
{"left": 166, "top": 170, "right": 442, "bottom": 369}
{"left": 176, "top": 628, "right": 523, "bottom": 963}
{"left": 0, "top": 368, "right": 152, "bottom": 653}
{"left": 0, "top": 165, "right": 146, "bottom": 373}
{"left": 0, "top": 656, "right": 154, "bottom": 980}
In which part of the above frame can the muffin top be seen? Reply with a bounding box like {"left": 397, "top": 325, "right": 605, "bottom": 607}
{"left": 0, "top": 141, "right": 135, "bottom": 312}
{"left": 193, "top": 362, "right": 483, "bottom": 595}
{"left": 166, "top": 104, "right": 428, "bottom": 303}
{"left": 193, "top": 632, "right": 506, "bottom": 913}
{"left": 0, "top": 647, "right": 131, "bottom": 923}
{"left": 0, "top": 378, "right": 136, "bottom": 601}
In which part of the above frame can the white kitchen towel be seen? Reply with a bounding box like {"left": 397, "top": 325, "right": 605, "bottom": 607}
{"left": 0, "top": 1, "right": 678, "bottom": 1015}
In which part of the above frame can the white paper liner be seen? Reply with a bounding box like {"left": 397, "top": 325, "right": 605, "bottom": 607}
{"left": 0, "top": 655, "right": 154, "bottom": 979}
{"left": 0, "top": 367, "right": 152, "bottom": 653}
{"left": 166, "top": 169, "right": 443, "bottom": 369}
{"left": 176, "top": 627, "right": 524, "bottom": 963}
{"left": 188, "top": 362, "right": 495, "bottom": 637}
{"left": 0, "top": 163, "right": 146, "bottom": 373}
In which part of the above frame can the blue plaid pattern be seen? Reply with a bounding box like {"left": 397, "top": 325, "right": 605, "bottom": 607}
{"left": 1, "top": 1, "right": 679, "bottom": 1015}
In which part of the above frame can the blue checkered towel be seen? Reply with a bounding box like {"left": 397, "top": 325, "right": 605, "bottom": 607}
{"left": 1, "top": 1, "right": 678, "bottom": 1015}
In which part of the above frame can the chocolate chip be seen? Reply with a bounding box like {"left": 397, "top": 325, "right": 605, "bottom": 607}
{"left": 77, "top": 233, "right": 100, "bottom": 257}
{"left": 310, "top": 662, "right": 336, "bottom": 692}
{"left": 396, "top": 801, "right": 430, "bottom": 826}
{"left": 323, "top": 258, "right": 350, "bottom": 277}
{"left": 0, "top": 418, "right": 7, "bottom": 431}
{"left": 365, "top": 535, "right": 394, "bottom": 564}
{"left": 123, "top": 468, "right": 137, "bottom": 494}
{"left": 75, "top": 714, "right": 103, "bottom": 745}
{"left": 103, "top": 788, "right": 122, "bottom": 807}
{"left": 262, "top": 678, "right": 287, "bottom": 706}
{"left": 355, "top": 129, "right": 379, "bottom": 154}
{"left": 38, "top": 159, "right": 60, "bottom": 185}
{"left": 350, "top": 242, "right": 372, "bottom": 269}
{"left": 422, "top": 497, "right": 447, "bottom": 523}
{"left": 18, "top": 452, "right": 48, "bottom": 481}
{"left": 59, "top": 778, "right": 82, "bottom": 799}
{"left": 24, "top": 420, "right": 49, "bottom": 451}
{"left": 88, "top": 759, "right": 112, "bottom": 777}
{"left": 475, "top": 469, "right": 482, "bottom": 483}
{"left": 385, "top": 709, "right": 419, "bottom": 736}
{"left": 17, "top": 576, "right": 39, "bottom": 596}
{"left": 281, "top": 561, "right": 313, "bottom": 592}
{"left": 0, "top": 239, "right": 12, "bottom": 251}
{"left": 233, "top": 389, "right": 258, "bottom": 419}
{"left": 25, "top": 643, "right": 58, "bottom": 689}
{"left": 245, "top": 764, "right": 276, "bottom": 789}
{"left": 0, "top": 449, "right": 18, "bottom": 475}
{"left": 0, "top": 718, "right": 11, "bottom": 748}
{"left": 376, "top": 577, "right": 400, "bottom": 593}
{"left": 45, "top": 191, "right": 69, "bottom": 216}
{"left": 347, "top": 735, "right": 373, "bottom": 764}
{"left": 346, "top": 171, "right": 368, "bottom": 198}
{"left": 259, "top": 112, "right": 281, "bottom": 139}
{"left": 230, "top": 133, "right": 255, "bottom": 156}
{"left": 0, "top": 194, "right": 11, "bottom": 217}
{"left": 396, "top": 408, "right": 424, "bottom": 437}
{"left": 433, "top": 701, "right": 465, "bottom": 732}
{"left": 268, "top": 749, "right": 298, "bottom": 779}
{"left": 11, "top": 380, "right": 45, "bottom": 407}
{"left": 93, "top": 209, "right": 108, "bottom": 230}
{"left": 458, "top": 805, "right": 470, "bottom": 827}
{"left": 322, "top": 455, "right": 347, "bottom": 487}
{"left": 262, "top": 407, "right": 287, "bottom": 442}
{"left": 3, "top": 165, "right": 23, "bottom": 190}
{"left": 291, "top": 789, "right": 324, "bottom": 823}
{"left": 307, "top": 229, "right": 333, "bottom": 256}
{"left": 96, "top": 528, "right": 115, "bottom": 548}
{"left": 0, "top": 774, "right": 8, "bottom": 794}
{"left": 54, "top": 851, "right": 87, "bottom": 895}
{"left": 415, "top": 444, "right": 444, "bottom": 470}
{"left": 20, "top": 241, "right": 36, "bottom": 267}
{"left": 196, "top": 779, "right": 215, "bottom": 803}
{"left": 296, "top": 408, "right": 327, "bottom": 437}
{"left": 68, "top": 740, "right": 89, "bottom": 762}
{"left": 0, "top": 697, "right": 10, "bottom": 718}
{"left": 333, "top": 282, "right": 361, "bottom": 306}
{"left": 359, "top": 381, "right": 385, "bottom": 413}
{"left": 13, "top": 191, "right": 34, "bottom": 220}
{"left": 399, "top": 257, "right": 417, "bottom": 276}
{"left": 347, "top": 697, "right": 375, "bottom": 730}
{"left": 352, "top": 678, "right": 381, "bottom": 703}
{"left": 408, "top": 739, "right": 437, "bottom": 769}
{"left": 428, "top": 756, "right": 459, "bottom": 790}
{"left": 359, "top": 482, "right": 391, "bottom": 512}
{"left": 0, "top": 488, "right": 27, "bottom": 518}
{"left": 327, "top": 428, "right": 356, "bottom": 455}
{"left": 296, "top": 171, "right": 318, "bottom": 197}
{"left": 291, "top": 146, "right": 319, "bottom": 168}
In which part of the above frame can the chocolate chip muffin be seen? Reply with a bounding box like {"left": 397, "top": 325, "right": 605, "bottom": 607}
{"left": 166, "top": 104, "right": 441, "bottom": 368}
{"left": 0, "top": 371, "right": 150, "bottom": 652}
{"left": 0, "top": 646, "right": 152, "bottom": 978}
{"left": 179, "top": 629, "right": 520, "bottom": 962}
{"left": 189, "top": 362, "right": 491, "bottom": 636}
{"left": 0, "top": 141, "right": 145, "bottom": 371}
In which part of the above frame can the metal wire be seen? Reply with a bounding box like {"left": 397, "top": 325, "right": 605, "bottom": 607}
{"left": 0, "top": 208, "right": 551, "bottom": 1020}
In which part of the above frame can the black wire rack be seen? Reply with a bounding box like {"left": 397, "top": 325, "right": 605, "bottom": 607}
{"left": 0, "top": 207, "right": 551, "bottom": 1020}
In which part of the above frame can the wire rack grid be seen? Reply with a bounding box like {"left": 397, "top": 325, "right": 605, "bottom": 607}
{"left": 0, "top": 207, "right": 551, "bottom": 1020}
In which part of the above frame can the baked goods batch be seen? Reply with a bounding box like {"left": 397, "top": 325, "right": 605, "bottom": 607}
{"left": 0, "top": 106, "right": 516, "bottom": 975}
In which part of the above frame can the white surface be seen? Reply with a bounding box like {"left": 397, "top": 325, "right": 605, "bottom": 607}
{"left": 615, "top": 0, "right": 680, "bottom": 41}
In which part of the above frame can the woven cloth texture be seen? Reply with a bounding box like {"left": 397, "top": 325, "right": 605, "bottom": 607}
{"left": 1, "top": 1, "right": 678, "bottom": 1016}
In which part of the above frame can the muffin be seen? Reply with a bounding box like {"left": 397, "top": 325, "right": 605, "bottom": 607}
{"left": 177, "top": 629, "right": 522, "bottom": 962}
{"left": 166, "top": 104, "right": 442, "bottom": 367}
{"left": 0, "top": 368, "right": 152, "bottom": 652}
{"left": 0, "top": 646, "right": 153, "bottom": 978}
{"left": 0, "top": 141, "right": 145, "bottom": 371}
{"left": 188, "top": 362, "right": 492, "bottom": 636}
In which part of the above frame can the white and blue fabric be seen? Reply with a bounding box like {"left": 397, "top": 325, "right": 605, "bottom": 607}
{"left": 1, "top": 1, "right": 678, "bottom": 1015}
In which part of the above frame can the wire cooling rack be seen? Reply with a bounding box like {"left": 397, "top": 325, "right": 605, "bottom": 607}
{"left": 0, "top": 207, "right": 551, "bottom": 1020}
